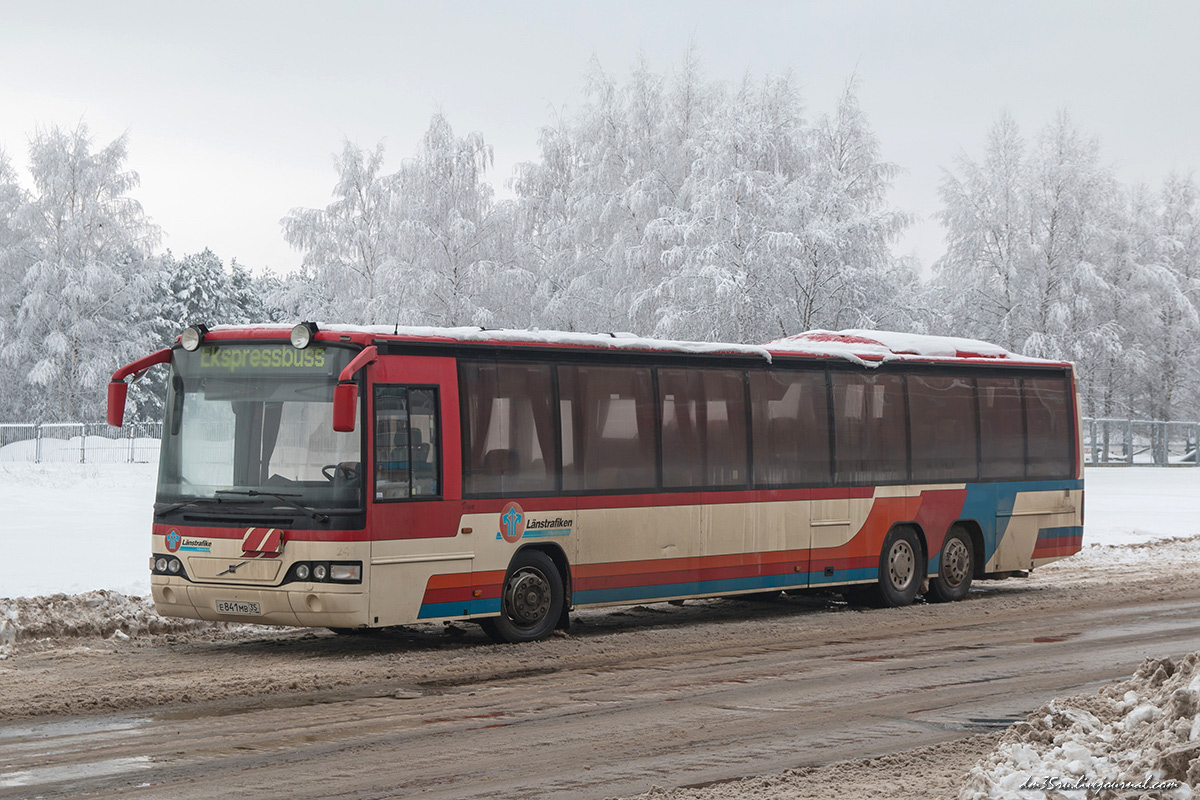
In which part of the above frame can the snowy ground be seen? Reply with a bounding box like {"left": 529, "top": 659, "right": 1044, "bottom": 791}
{"left": 0, "top": 463, "right": 1196, "bottom": 599}
{"left": 0, "top": 462, "right": 158, "bottom": 598}
{"left": 1, "top": 464, "right": 1199, "bottom": 798}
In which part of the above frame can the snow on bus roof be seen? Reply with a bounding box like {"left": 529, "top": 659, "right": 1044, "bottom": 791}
{"left": 765, "top": 329, "right": 1053, "bottom": 367}
{"left": 212, "top": 323, "right": 776, "bottom": 359}
{"left": 210, "top": 324, "right": 1058, "bottom": 367}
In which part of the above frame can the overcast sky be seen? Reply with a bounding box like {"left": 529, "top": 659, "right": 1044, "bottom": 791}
{"left": 1, "top": 0, "right": 1196, "bottom": 276}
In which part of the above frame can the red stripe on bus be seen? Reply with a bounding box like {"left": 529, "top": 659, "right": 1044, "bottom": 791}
{"left": 1032, "top": 538, "right": 1082, "bottom": 558}
{"left": 573, "top": 549, "right": 806, "bottom": 580}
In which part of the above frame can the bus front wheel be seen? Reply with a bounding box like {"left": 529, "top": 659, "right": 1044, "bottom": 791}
{"left": 480, "top": 549, "right": 564, "bottom": 644}
{"left": 878, "top": 527, "right": 923, "bottom": 607}
{"left": 846, "top": 527, "right": 924, "bottom": 608}
{"left": 926, "top": 527, "right": 974, "bottom": 603}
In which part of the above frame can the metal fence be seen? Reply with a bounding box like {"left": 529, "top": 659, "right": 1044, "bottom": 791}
{"left": 0, "top": 422, "right": 162, "bottom": 463}
{"left": 3, "top": 417, "right": 1195, "bottom": 467}
{"left": 1082, "top": 418, "right": 1200, "bottom": 466}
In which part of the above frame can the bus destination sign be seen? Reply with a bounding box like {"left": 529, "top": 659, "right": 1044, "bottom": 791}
{"left": 198, "top": 345, "right": 329, "bottom": 373}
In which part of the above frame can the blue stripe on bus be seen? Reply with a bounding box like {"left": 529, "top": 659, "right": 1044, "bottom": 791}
{"left": 417, "top": 598, "right": 502, "bottom": 619}
{"left": 1036, "top": 525, "right": 1083, "bottom": 540}
{"left": 572, "top": 568, "right": 877, "bottom": 606}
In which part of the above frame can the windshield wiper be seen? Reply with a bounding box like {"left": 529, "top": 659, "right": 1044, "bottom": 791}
{"left": 155, "top": 496, "right": 266, "bottom": 515}
{"left": 215, "top": 489, "right": 330, "bottom": 523}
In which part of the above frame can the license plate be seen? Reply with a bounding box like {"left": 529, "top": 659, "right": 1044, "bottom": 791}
{"left": 216, "top": 600, "right": 261, "bottom": 616}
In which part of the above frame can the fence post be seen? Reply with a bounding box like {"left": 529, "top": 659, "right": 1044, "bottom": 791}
{"left": 80, "top": 424, "right": 86, "bottom": 464}
{"left": 128, "top": 424, "right": 135, "bottom": 463}
{"left": 35, "top": 425, "right": 42, "bottom": 464}
{"left": 1127, "top": 419, "right": 1134, "bottom": 464}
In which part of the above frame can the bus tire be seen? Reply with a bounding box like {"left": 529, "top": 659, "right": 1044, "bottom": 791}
{"left": 480, "top": 549, "right": 564, "bottom": 644}
{"left": 876, "top": 527, "right": 923, "bottom": 607}
{"left": 926, "top": 527, "right": 974, "bottom": 603}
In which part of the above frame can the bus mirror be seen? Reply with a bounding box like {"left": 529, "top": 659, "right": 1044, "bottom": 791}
{"left": 107, "top": 381, "right": 129, "bottom": 427}
{"left": 333, "top": 383, "right": 358, "bottom": 432}
{"left": 107, "top": 348, "right": 173, "bottom": 427}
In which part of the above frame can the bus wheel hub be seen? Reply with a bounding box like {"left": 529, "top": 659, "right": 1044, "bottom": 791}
{"left": 507, "top": 568, "right": 551, "bottom": 625}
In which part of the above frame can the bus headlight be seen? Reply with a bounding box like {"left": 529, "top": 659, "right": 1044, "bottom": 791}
{"left": 155, "top": 557, "right": 168, "bottom": 572}
{"left": 290, "top": 322, "right": 319, "bottom": 349}
{"left": 313, "top": 563, "right": 328, "bottom": 581}
{"left": 167, "top": 558, "right": 181, "bottom": 574}
{"left": 180, "top": 324, "right": 209, "bottom": 351}
{"left": 295, "top": 563, "right": 310, "bottom": 580}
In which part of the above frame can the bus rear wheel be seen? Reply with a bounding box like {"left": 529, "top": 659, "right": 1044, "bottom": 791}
{"left": 480, "top": 549, "right": 564, "bottom": 644}
{"left": 926, "top": 527, "right": 974, "bottom": 603}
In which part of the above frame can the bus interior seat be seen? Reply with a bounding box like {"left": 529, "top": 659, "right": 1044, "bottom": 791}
{"left": 410, "top": 428, "right": 430, "bottom": 463}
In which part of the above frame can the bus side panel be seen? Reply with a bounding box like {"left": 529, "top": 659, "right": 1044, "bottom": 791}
{"left": 973, "top": 480, "right": 1084, "bottom": 572}
{"left": 574, "top": 504, "right": 705, "bottom": 603}
{"left": 703, "top": 493, "right": 811, "bottom": 593}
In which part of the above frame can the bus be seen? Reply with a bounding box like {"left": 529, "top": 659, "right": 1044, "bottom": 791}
{"left": 107, "top": 323, "right": 1084, "bottom": 643}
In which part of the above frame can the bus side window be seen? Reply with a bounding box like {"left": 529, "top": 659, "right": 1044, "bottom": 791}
{"left": 459, "top": 362, "right": 556, "bottom": 496}
{"left": 374, "top": 387, "right": 410, "bottom": 500}
{"left": 831, "top": 372, "right": 907, "bottom": 485}
{"left": 659, "top": 368, "right": 748, "bottom": 489}
{"left": 978, "top": 377, "right": 1025, "bottom": 480}
{"left": 374, "top": 386, "right": 441, "bottom": 501}
{"left": 748, "top": 369, "right": 830, "bottom": 486}
{"left": 1024, "top": 376, "right": 1071, "bottom": 478}
{"left": 558, "top": 365, "right": 656, "bottom": 492}
{"left": 908, "top": 373, "right": 979, "bottom": 482}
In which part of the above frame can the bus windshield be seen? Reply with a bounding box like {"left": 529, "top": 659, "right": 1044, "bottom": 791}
{"left": 157, "top": 343, "right": 362, "bottom": 512}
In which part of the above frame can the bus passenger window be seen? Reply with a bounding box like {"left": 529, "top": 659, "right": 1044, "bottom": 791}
{"left": 558, "top": 365, "right": 656, "bottom": 492}
{"left": 460, "top": 363, "right": 556, "bottom": 496}
{"left": 978, "top": 377, "right": 1025, "bottom": 480}
{"left": 908, "top": 373, "right": 979, "bottom": 482}
{"left": 748, "top": 369, "right": 831, "bottom": 486}
{"left": 658, "top": 368, "right": 748, "bottom": 489}
{"left": 1024, "top": 376, "right": 1072, "bottom": 478}
{"left": 831, "top": 372, "right": 906, "bottom": 485}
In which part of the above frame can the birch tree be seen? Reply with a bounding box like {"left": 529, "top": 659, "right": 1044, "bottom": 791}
{"left": 1, "top": 124, "right": 160, "bottom": 421}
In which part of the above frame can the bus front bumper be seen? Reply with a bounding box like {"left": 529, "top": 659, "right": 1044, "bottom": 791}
{"left": 151, "top": 578, "right": 368, "bottom": 628}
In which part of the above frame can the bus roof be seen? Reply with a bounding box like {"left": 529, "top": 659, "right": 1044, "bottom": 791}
{"left": 206, "top": 324, "right": 1070, "bottom": 369}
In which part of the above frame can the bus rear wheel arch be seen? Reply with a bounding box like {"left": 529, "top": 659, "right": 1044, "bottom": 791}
{"left": 480, "top": 548, "right": 565, "bottom": 644}
{"left": 926, "top": 524, "right": 976, "bottom": 603}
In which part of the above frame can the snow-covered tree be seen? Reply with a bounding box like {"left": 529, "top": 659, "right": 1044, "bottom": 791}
{"left": 390, "top": 114, "right": 531, "bottom": 327}
{"left": 0, "top": 124, "right": 161, "bottom": 422}
{"left": 514, "top": 57, "right": 912, "bottom": 343}
{"left": 280, "top": 141, "right": 397, "bottom": 321}
{"left": 155, "top": 248, "right": 277, "bottom": 339}
{"left": 932, "top": 112, "right": 1125, "bottom": 414}
{"left": 281, "top": 116, "right": 523, "bottom": 327}
{"left": 0, "top": 149, "right": 31, "bottom": 418}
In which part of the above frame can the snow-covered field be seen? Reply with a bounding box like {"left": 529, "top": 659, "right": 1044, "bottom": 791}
{"left": 0, "top": 462, "right": 158, "bottom": 598}
{"left": 0, "top": 462, "right": 1195, "bottom": 599}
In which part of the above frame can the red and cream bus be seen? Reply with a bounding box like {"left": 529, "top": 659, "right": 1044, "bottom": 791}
{"left": 108, "top": 324, "right": 1083, "bottom": 643}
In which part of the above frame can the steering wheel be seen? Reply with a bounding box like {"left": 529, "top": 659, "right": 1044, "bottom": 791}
{"left": 321, "top": 463, "right": 360, "bottom": 482}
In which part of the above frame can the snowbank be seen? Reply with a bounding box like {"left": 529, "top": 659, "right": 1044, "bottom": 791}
{"left": 0, "top": 590, "right": 217, "bottom": 656}
{"left": 961, "top": 654, "right": 1200, "bottom": 799}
